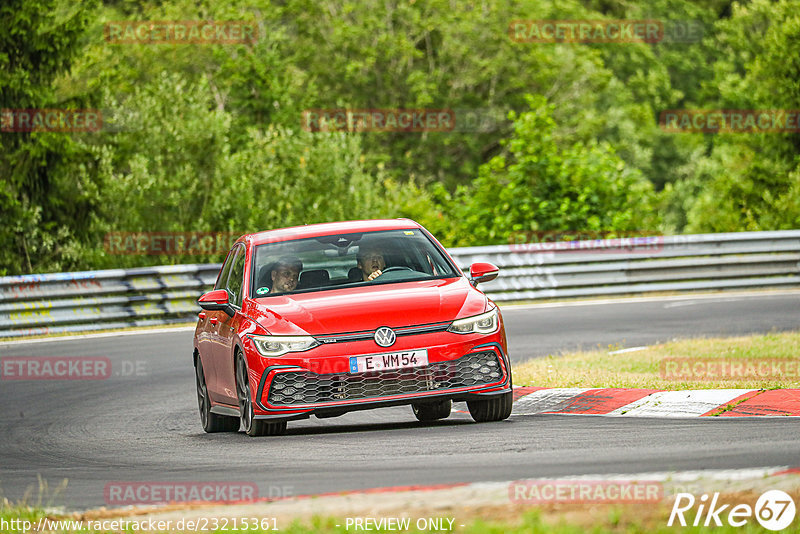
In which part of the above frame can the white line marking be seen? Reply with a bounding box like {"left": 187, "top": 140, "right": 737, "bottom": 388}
{"left": 505, "top": 466, "right": 791, "bottom": 484}
{"left": 3, "top": 289, "right": 798, "bottom": 346}
{"left": 0, "top": 325, "right": 195, "bottom": 347}
{"left": 609, "top": 389, "right": 757, "bottom": 418}
{"left": 662, "top": 297, "right": 762, "bottom": 308}
{"left": 608, "top": 346, "right": 648, "bottom": 355}
{"left": 409, "top": 466, "right": 793, "bottom": 496}
{"left": 499, "top": 289, "right": 800, "bottom": 311}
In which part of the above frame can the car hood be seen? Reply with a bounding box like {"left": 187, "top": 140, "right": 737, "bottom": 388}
{"left": 248, "top": 277, "right": 487, "bottom": 335}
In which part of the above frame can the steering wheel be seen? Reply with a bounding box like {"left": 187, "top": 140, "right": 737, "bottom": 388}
{"left": 381, "top": 266, "right": 413, "bottom": 273}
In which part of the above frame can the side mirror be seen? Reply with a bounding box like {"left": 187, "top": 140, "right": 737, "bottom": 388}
{"left": 198, "top": 289, "right": 235, "bottom": 316}
{"left": 468, "top": 262, "right": 499, "bottom": 286}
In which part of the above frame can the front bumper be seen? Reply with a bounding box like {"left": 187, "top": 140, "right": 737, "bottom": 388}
{"left": 251, "top": 341, "right": 511, "bottom": 420}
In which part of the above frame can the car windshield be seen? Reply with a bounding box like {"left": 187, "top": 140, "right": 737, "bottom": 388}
{"left": 251, "top": 228, "right": 460, "bottom": 297}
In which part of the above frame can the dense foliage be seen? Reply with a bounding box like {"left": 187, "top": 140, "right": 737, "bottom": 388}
{"left": 0, "top": 0, "right": 798, "bottom": 274}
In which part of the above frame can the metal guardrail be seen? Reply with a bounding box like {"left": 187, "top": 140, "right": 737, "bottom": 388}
{"left": 1, "top": 231, "right": 798, "bottom": 338}
{"left": 0, "top": 264, "right": 221, "bottom": 338}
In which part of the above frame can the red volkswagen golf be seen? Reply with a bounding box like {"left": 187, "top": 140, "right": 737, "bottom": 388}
{"left": 193, "top": 219, "right": 512, "bottom": 436}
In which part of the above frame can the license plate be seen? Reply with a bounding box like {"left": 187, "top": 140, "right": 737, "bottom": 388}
{"left": 349, "top": 349, "right": 428, "bottom": 373}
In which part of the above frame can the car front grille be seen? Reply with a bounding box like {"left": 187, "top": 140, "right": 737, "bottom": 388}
{"left": 267, "top": 350, "right": 503, "bottom": 406}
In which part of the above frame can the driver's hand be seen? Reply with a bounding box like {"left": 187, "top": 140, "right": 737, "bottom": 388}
{"left": 368, "top": 269, "right": 382, "bottom": 281}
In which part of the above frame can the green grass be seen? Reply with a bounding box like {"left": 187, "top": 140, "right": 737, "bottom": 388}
{"left": 512, "top": 331, "right": 800, "bottom": 389}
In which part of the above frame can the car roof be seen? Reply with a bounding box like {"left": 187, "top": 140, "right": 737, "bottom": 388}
{"left": 243, "top": 219, "right": 422, "bottom": 246}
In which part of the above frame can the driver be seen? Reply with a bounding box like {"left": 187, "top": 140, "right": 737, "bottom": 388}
{"left": 270, "top": 256, "right": 302, "bottom": 292}
{"left": 357, "top": 244, "right": 386, "bottom": 281}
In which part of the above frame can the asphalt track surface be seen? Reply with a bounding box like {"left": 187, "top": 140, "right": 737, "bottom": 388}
{"left": 0, "top": 291, "right": 798, "bottom": 510}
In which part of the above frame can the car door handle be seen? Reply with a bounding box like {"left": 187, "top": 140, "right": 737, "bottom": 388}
{"left": 209, "top": 317, "right": 218, "bottom": 325}
{"left": 198, "top": 312, "right": 206, "bottom": 320}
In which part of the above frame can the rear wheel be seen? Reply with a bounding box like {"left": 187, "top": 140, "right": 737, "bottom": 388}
{"left": 412, "top": 399, "right": 452, "bottom": 422}
{"left": 235, "top": 354, "right": 287, "bottom": 437}
{"left": 195, "top": 356, "right": 239, "bottom": 433}
{"left": 467, "top": 391, "right": 513, "bottom": 422}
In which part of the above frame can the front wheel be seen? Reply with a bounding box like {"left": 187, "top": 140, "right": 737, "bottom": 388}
{"left": 467, "top": 391, "right": 513, "bottom": 422}
{"left": 195, "top": 356, "right": 239, "bottom": 433}
{"left": 236, "top": 355, "right": 287, "bottom": 437}
{"left": 412, "top": 399, "right": 452, "bottom": 422}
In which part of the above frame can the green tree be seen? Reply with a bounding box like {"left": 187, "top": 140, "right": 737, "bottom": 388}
{"left": 679, "top": 0, "right": 800, "bottom": 231}
{"left": 446, "top": 95, "right": 658, "bottom": 246}
{"left": 0, "top": 0, "right": 98, "bottom": 274}
{"left": 284, "top": 0, "right": 672, "bottom": 190}
{"left": 85, "top": 73, "right": 393, "bottom": 269}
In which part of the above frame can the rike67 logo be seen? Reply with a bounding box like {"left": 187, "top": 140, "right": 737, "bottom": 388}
{"left": 669, "top": 490, "right": 796, "bottom": 531}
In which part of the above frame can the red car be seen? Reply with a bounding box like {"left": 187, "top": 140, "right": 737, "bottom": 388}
{"left": 193, "top": 219, "right": 512, "bottom": 436}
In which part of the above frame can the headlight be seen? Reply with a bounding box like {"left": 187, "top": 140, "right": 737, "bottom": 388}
{"left": 249, "top": 335, "right": 319, "bottom": 357}
{"left": 447, "top": 308, "right": 499, "bottom": 334}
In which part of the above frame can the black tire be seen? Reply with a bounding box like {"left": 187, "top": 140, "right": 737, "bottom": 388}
{"left": 195, "top": 356, "right": 239, "bottom": 433}
{"left": 235, "top": 354, "right": 287, "bottom": 437}
{"left": 412, "top": 399, "right": 452, "bottom": 422}
{"left": 467, "top": 391, "right": 513, "bottom": 422}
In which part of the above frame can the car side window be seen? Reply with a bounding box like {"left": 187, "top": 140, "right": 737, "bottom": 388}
{"left": 214, "top": 247, "right": 237, "bottom": 291}
{"left": 226, "top": 245, "right": 246, "bottom": 308}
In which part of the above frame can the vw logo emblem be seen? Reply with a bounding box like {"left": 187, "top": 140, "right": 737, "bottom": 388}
{"left": 374, "top": 326, "right": 396, "bottom": 347}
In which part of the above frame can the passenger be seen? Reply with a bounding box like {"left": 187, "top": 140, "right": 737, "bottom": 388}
{"left": 270, "top": 256, "right": 302, "bottom": 292}
{"left": 357, "top": 244, "right": 386, "bottom": 281}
